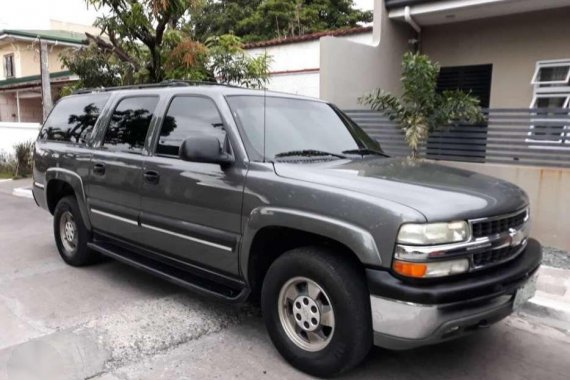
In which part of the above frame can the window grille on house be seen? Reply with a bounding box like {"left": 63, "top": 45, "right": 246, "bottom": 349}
{"left": 430, "top": 64, "right": 492, "bottom": 162}
{"left": 3, "top": 54, "right": 14, "bottom": 78}
{"left": 528, "top": 60, "right": 570, "bottom": 147}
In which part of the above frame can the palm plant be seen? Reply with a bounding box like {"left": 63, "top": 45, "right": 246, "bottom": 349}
{"left": 360, "top": 52, "right": 485, "bottom": 158}
{"left": 13, "top": 141, "right": 34, "bottom": 178}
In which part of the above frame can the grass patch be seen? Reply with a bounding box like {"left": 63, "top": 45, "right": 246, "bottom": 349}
{"left": 0, "top": 171, "right": 13, "bottom": 179}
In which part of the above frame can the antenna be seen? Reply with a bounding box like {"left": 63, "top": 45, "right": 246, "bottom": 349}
{"left": 263, "top": 47, "right": 268, "bottom": 163}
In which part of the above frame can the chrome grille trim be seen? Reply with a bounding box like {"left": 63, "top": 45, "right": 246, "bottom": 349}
{"left": 470, "top": 208, "right": 528, "bottom": 239}
{"left": 395, "top": 208, "right": 530, "bottom": 271}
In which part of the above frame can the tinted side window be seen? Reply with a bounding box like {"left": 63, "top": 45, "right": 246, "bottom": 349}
{"left": 156, "top": 97, "right": 226, "bottom": 157}
{"left": 103, "top": 97, "right": 159, "bottom": 153}
{"left": 40, "top": 94, "right": 110, "bottom": 143}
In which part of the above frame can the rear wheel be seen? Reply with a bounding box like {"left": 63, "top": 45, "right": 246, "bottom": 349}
{"left": 261, "top": 246, "right": 372, "bottom": 377}
{"left": 53, "top": 195, "right": 99, "bottom": 266}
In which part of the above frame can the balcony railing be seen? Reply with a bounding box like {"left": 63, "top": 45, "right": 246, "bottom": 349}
{"left": 344, "top": 108, "right": 570, "bottom": 168}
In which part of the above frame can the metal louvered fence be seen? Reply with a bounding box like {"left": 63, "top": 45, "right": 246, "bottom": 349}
{"left": 344, "top": 108, "right": 570, "bottom": 168}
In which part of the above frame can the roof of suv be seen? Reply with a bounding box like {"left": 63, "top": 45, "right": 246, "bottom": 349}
{"left": 73, "top": 81, "right": 323, "bottom": 102}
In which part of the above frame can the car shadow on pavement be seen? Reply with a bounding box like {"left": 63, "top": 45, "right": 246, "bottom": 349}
{"left": 50, "top": 259, "right": 569, "bottom": 380}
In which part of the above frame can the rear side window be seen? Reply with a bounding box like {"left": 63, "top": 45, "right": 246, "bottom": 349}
{"left": 156, "top": 96, "right": 225, "bottom": 157}
{"left": 40, "top": 93, "right": 110, "bottom": 143}
{"left": 103, "top": 96, "right": 159, "bottom": 153}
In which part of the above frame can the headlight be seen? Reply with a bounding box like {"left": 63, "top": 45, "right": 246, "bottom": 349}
{"left": 397, "top": 221, "right": 470, "bottom": 245}
{"left": 393, "top": 258, "right": 470, "bottom": 278}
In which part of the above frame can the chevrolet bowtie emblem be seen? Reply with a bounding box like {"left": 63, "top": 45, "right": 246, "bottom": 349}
{"left": 509, "top": 228, "right": 525, "bottom": 247}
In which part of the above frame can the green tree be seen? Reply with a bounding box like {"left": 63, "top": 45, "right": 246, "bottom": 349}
{"left": 206, "top": 35, "right": 270, "bottom": 88}
{"left": 60, "top": 40, "right": 135, "bottom": 89}
{"left": 191, "top": 0, "right": 372, "bottom": 42}
{"left": 191, "top": 0, "right": 258, "bottom": 41}
{"left": 61, "top": 0, "right": 270, "bottom": 89}
{"left": 359, "top": 52, "right": 485, "bottom": 159}
{"left": 86, "top": 0, "right": 199, "bottom": 83}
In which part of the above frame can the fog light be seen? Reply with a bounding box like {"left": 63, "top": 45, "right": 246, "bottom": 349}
{"left": 393, "top": 258, "right": 469, "bottom": 278}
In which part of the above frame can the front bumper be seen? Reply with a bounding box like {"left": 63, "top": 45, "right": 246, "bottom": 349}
{"left": 368, "top": 238, "right": 542, "bottom": 350}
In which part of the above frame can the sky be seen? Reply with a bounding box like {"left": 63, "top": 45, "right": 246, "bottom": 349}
{"left": 0, "top": 0, "right": 100, "bottom": 29}
{"left": 0, "top": 0, "right": 375, "bottom": 30}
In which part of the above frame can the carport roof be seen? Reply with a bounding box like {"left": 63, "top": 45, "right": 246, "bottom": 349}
{"left": 0, "top": 70, "right": 78, "bottom": 91}
{"left": 0, "top": 29, "right": 87, "bottom": 45}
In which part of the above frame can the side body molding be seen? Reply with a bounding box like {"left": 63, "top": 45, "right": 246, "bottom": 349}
{"left": 240, "top": 207, "right": 382, "bottom": 279}
{"left": 45, "top": 167, "right": 92, "bottom": 230}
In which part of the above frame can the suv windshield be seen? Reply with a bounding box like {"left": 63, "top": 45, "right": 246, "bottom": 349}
{"left": 226, "top": 96, "right": 383, "bottom": 161}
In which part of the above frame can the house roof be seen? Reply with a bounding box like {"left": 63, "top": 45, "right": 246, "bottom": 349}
{"left": 0, "top": 70, "right": 77, "bottom": 90}
{"left": 243, "top": 26, "right": 373, "bottom": 49}
{"left": 384, "top": 0, "right": 438, "bottom": 9}
{"left": 0, "top": 29, "right": 87, "bottom": 45}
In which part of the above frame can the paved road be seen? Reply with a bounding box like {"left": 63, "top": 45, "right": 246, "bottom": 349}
{"left": 1, "top": 179, "right": 569, "bottom": 380}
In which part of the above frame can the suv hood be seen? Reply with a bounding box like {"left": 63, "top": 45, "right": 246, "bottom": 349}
{"left": 273, "top": 157, "right": 528, "bottom": 221}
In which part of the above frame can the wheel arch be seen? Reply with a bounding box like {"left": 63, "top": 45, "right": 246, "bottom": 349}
{"left": 45, "top": 168, "right": 92, "bottom": 230}
{"left": 241, "top": 207, "right": 382, "bottom": 298}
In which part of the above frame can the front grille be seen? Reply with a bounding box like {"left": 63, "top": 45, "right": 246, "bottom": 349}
{"left": 471, "top": 210, "right": 527, "bottom": 238}
{"left": 472, "top": 245, "right": 521, "bottom": 267}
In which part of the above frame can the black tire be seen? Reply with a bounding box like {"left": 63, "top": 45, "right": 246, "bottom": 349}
{"left": 261, "top": 246, "right": 372, "bottom": 377}
{"left": 53, "top": 195, "right": 99, "bottom": 266}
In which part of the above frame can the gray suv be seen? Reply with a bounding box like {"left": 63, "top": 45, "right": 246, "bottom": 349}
{"left": 33, "top": 82, "right": 542, "bottom": 377}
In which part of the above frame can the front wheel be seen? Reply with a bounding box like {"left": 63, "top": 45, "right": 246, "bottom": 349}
{"left": 261, "top": 246, "right": 372, "bottom": 377}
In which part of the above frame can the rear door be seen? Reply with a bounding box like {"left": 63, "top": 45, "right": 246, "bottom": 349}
{"left": 88, "top": 95, "right": 160, "bottom": 242}
{"left": 34, "top": 93, "right": 110, "bottom": 213}
{"left": 139, "top": 95, "right": 247, "bottom": 276}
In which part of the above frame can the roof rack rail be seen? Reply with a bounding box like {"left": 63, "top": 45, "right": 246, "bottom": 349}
{"left": 72, "top": 80, "right": 241, "bottom": 95}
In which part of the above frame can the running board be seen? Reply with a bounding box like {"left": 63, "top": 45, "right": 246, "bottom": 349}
{"left": 87, "top": 242, "right": 249, "bottom": 303}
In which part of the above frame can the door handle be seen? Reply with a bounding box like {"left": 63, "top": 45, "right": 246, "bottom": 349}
{"left": 143, "top": 170, "right": 160, "bottom": 184}
{"left": 93, "top": 163, "right": 105, "bottom": 176}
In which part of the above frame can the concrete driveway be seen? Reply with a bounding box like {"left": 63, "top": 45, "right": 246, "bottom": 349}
{"left": 1, "top": 179, "right": 569, "bottom": 380}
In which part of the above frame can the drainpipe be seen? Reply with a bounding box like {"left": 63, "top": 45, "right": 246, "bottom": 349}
{"left": 16, "top": 90, "right": 21, "bottom": 122}
{"left": 404, "top": 6, "right": 421, "bottom": 52}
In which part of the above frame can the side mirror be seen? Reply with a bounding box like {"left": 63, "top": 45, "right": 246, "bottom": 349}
{"left": 179, "top": 135, "right": 234, "bottom": 166}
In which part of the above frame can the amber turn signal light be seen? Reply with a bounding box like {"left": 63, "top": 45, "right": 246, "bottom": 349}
{"left": 392, "top": 258, "right": 470, "bottom": 278}
{"left": 393, "top": 260, "right": 427, "bottom": 278}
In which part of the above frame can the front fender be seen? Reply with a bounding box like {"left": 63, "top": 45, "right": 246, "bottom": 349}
{"left": 240, "top": 207, "right": 382, "bottom": 280}
{"left": 45, "top": 168, "right": 92, "bottom": 231}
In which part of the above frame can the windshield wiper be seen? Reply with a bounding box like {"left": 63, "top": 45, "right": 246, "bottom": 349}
{"left": 274, "top": 149, "right": 346, "bottom": 159}
{"left": 342, "top": 148, "right": 390, "bottom": 157}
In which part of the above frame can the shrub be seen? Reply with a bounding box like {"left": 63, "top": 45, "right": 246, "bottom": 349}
{"left": 0, "top": 151, "right": 16, "bottom": 178}
{"left": 360, "top": 52, "right": 485, "bottom": 158}
{"left": 13, "top": 141, "right": 34, "bottom": 178}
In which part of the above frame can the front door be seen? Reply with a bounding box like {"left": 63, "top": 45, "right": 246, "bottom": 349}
{"left": 88, "top": 95, "right": 160, "bottom": 242}
{"left": 139, "top": 95, "right": 246, "bottom": 276}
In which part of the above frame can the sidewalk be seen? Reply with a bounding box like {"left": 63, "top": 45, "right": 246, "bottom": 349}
{"left": 521, "top": 263, "right": 570, "bottom": 333}
{"left": 520, "top": 244, "right": 570, "bottom": 333}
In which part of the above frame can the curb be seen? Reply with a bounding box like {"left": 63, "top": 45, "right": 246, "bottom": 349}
{"left": 520, "top": 265, "right": 570, "bottom": 333}
{"left": 12, "top": 187, "right": 33, "bottom": 199}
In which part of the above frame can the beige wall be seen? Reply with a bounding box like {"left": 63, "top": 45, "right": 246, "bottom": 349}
{"left": 423, "top": 8, "right": 570, "bottom": 108}
{"left": 320, "top": 0, "right": 413, "bottom": 108}
{"left": 18, "top": 97, "right": 43, "bottom": 122}
{"left": 50, "top": 20, "right": 100, "bottom": 36}
{"left": 0, "top": 93, "right": 43, "bottom": 123}
{"left": 18, "top": 44, "right": 69, "bottom": 77}
{"left": 0, "top": 94, "right": 17, "bottom": 121}
{"left": 441, "top": 161, "right": 570, "bottom": 251}
{"left": 1, "top": 42, "right": 70, "bottom": 79}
